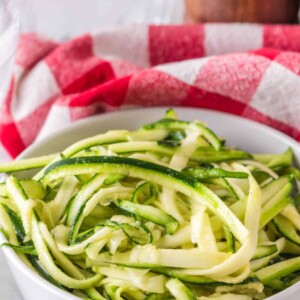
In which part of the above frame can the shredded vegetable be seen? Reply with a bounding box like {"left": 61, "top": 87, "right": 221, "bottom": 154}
{"left": 0, "top": 109, "right": 300, "bottom": 299}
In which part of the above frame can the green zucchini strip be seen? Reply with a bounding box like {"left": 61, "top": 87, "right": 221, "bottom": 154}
{"left": 1, "top": 243, "right": 37, "bottom": 255}
{"left": 184, "top": 167, "right": 248, "bottom": 180}
{"left": 34, "top": 130, "right": 129, "bottom": 180}
{"left": 39, "top": 222, "right": 105, "bottom": 298}
{"left": 160, "top": 129, "right": 201, "bottom": 223}
{"left": 31, "top": 214, "right": 102, "bottom": 289}
{"left": 116, "top": 200, "right": 179, "bottom": 235}
{"left": 141, "top": 118, "right": 222, "bottom": 150}
{"left": 180, "top": 164, "right": 261, "bottom": 278}
{"left": 0, "top": 154, "right": 57, "bottom": 173}
{"left": 6, "top": 176, "right": 35, "bottom": 236}
{"left": 256, "top": 256, "right": 300, "bottom": 283}
{"left": 43, "top": 156, "right": 249, "bottom": 244}
{"left": 166, "top": 278, "right": 196, "bottom": 300}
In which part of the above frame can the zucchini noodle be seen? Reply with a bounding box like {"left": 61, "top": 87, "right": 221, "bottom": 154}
{"left": 0, "top": 109, "right": 300, "bottom": 299}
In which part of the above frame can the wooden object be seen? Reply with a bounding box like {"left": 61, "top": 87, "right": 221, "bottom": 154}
{"left": 185, "top": 0, "right": 300, "bottom": 23}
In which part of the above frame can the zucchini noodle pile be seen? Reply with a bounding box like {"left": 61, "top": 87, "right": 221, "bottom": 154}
{"left": 0, "top": 109, "right": 300, "bottom": 300}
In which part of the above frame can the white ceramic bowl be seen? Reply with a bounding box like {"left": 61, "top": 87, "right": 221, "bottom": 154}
{"left": 1, "top": 107, "right": 300, "bottom": 300}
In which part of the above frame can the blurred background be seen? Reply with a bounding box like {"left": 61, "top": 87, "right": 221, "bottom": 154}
{"left": 185, "top": 0, "right": 300, "bottom": 24}
{"left": 0, "top": 0, "right": 299, "bottom": 118}
{"left": 20, "top": 0, "right": 185, "bottom": 40}
{"left": 1, "top": 0, "right": 300, "bottom": 110}
{"left": 1, "top": 0, "right": 185, "bottom": 104}
{"left": 20, "top": 0, "right": 300, "bottom": 41}
{"left": 1, "top": 0, "right": 299, "bottom": 92}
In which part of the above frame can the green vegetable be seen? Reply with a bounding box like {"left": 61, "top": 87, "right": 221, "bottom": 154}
{"left": 0, "top": 109, "right": 299, "bottom": 300}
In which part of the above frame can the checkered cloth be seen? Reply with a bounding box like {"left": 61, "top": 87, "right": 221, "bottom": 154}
{"left": 1, "top": 24, "right": 300, "bottom": 158}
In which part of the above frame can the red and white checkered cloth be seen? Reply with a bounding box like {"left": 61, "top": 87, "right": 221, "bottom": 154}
{"left": 1, "top": 23, "right": 300, "bottom": 158}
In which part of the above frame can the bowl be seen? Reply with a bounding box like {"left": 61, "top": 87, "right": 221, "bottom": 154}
{"left": 1, "top": 107, "right": 300, "bottom": 300}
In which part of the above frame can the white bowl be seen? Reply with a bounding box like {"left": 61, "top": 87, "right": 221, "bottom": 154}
{"left": 1, "top": 107, "right": 300, "bottom": 300}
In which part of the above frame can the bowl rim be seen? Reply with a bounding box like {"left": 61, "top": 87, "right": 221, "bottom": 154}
{"left": 1, "top": 106, "right": 300, "bottom": 299}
